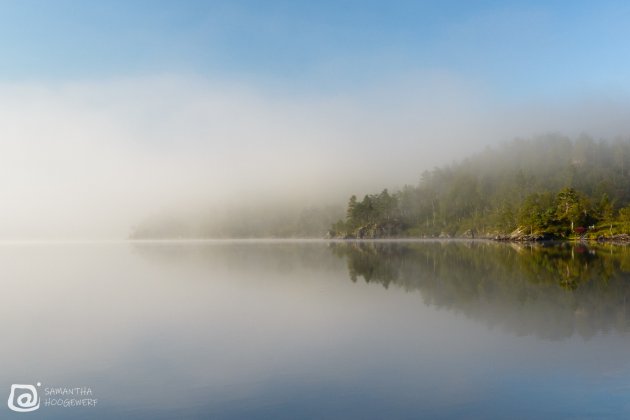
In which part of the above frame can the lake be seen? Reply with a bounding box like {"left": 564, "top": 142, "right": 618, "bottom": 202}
{"left": 2, "top": 240, "right": 630, "bottom": 419}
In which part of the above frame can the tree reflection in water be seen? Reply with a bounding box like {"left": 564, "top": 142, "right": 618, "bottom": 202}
{"left": 330, "top": 241, "right": 630, "bottom": 340}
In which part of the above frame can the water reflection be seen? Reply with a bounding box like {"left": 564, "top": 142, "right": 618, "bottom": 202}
{"left": 330, "top": 241, "right": 630, "bottom": 339}
{"left": 3, "top": 240, "right": 630, "bottom": 418}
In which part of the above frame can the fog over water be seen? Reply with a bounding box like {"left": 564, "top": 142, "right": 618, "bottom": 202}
{"left": 2, "top": 76, "right": 630, "bottom": 239}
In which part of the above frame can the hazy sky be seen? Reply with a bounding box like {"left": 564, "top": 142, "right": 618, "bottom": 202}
{"left": 2, "top": 0, "right": 630, "bottom": 238}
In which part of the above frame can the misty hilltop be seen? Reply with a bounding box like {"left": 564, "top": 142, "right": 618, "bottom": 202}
{"left": 331, "top": 134, "right": 630, "bottom": 240}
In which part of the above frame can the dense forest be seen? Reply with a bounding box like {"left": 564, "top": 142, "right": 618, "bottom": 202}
{"left": 330, "top": 135, "right": 630, "bottom": 240}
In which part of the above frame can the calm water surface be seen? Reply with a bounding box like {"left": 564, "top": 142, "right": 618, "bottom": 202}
{"left": 2, "top": 240, "right": 630, "bottom": 419}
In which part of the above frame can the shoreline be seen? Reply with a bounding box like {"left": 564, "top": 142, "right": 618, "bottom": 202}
{"left": 326, "top": 235, "right": 630, "bottom": 244}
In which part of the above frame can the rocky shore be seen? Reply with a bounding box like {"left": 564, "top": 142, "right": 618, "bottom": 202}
{"left": 594, "top": 234, "right": 630, "bottom": 243}
{"left": 329, "top": 223, "right": 630, "bottom": 243}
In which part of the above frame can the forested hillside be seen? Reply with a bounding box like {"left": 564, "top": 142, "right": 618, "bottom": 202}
{"left": 330, "top": 135, "right": 630, "bottom": 240}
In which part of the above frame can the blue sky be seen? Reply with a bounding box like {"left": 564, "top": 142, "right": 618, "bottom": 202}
{"left": 2, "top": 0, "right": 630, "bottom": 98}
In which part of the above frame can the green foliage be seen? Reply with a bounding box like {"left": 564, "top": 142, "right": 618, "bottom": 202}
{"left": 596, "top": 193, "right": 614, "bottom": 223}
{"left": 618, "top": 206, "right": 630, "bottom": 233}
{"left": 517, "top": 192, "right": 556, "bottom": 234}
{"left": 551, "top": 187, "right": 592, "bottom": 235}
{"left": 331, "top": 135, "right": 630, "bottom": 238}
{"left": 338, "top": 189, "right": 403, "bottom": 236}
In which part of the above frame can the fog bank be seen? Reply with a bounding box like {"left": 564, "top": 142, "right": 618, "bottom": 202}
{"left": 2, "top": 75, "right": 630, "bottom": 238}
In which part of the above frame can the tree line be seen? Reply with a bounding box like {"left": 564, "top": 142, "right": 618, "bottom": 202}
{"left": 330, "top": 135, "right": 630, "bottom": 239}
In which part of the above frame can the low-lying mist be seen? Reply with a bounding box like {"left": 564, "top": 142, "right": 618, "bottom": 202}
{"left": 2, "top": 75, "right": 630, "bottom": 239}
